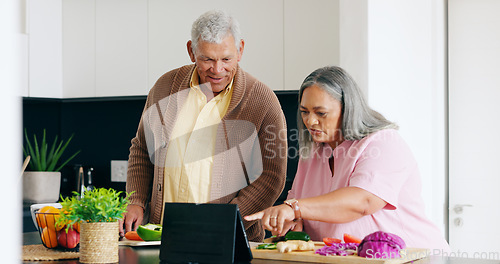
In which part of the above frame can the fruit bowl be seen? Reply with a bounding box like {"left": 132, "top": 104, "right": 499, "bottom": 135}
{"left": 30, "top": 203, "right": 61, "bottom": 230}
{"left": 34, "top": 206, "right": 80, "bottom": 250}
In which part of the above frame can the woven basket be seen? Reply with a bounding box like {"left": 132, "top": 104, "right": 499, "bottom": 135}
{"left": 79, "top": 222, "right": 119, "bottom": 263}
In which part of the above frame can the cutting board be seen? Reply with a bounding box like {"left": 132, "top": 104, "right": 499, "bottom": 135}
{"left": 250, "top": 242, "right": 429, "bottom": 264}
{"left": 119, "top": 238, "right": 160, "bottom": 247}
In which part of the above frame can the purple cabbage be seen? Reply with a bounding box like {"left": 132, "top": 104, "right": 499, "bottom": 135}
{"left": 357, "top": 231, "right": 406, "bottom": 259}
{"left": 315, "top": 243, "right": 359, "bottom": 256}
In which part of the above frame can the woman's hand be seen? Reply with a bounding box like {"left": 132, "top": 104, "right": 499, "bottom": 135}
{"left": 244, "top": 204, "right": 298, "bottom": 236}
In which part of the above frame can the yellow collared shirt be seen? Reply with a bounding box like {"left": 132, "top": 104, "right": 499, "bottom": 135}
{"left": 162, "top": 68, "right": 233, "bottom": 222}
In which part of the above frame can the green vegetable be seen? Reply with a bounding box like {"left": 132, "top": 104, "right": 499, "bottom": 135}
{"left": 256, "top": 243, "right": 277, "bottom": 250}
{"left": 284, "top": 231, "right": 311, "bottom": 241}
{"left": 136, "top": 223, "right": 163, "bottom": 241}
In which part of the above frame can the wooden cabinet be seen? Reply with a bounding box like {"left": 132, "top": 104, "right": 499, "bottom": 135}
{"left": 29, "top": 0, "right": 340, "bottom": 97}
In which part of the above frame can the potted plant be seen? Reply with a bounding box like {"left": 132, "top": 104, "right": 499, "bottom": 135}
{"left": 22, "top": 129, "right": 80, "bottom": 203}
{"left": 58, "top": 188, "right": 131, "bottom": 263}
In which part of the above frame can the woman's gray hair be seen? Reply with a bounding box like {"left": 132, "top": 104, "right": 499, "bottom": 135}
{"left": 191, "top": 10, "right": 242, "bottom": 53}
{"left": 298, "top": 66, "right": 398, "bottom": 157}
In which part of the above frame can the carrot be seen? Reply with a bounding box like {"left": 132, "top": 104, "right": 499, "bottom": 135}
{"left": 125, "top": 231, "right": 144, "bottom": 241}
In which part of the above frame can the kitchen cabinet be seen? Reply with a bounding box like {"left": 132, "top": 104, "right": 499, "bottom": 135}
{"left": 62, "top": 0, "right": 95, "bottom": 98}
{"left": 147, "top": 0, "right": 284, "bottom": 91}
{"left": 63, "top": 0, "right": 148, "bottom": 98}
{"left": 95, "top": 0, "right": 148, "bottom": 97}
{"left": 148, "top": 0, "right": 340, "bottom": 92}
{"left": 27, "top": 0, "right": 63, "bottom": 98}
{"left": 284, "top": 0, "right": 339, "bottom": 91}
{"left": 29, "top": 0, "right": 340, "bottom": 98}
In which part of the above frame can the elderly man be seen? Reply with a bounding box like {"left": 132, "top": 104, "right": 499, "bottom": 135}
{"left": 120, "top": 10, "right": 287, "bottom": 242}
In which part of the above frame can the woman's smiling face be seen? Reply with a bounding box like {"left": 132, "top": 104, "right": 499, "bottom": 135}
{"left": 300, "top": 84, "right": 343, "bottom": 148}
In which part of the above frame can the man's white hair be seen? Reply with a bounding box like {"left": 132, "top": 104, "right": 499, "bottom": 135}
{"left": 191, "top": 10, "right": 242, "bottom": 53}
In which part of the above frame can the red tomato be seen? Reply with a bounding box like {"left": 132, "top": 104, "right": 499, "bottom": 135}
{"left": 323, "top": 237, "right": 342, "bottom": 246}
{"left": 343, "top": 233, "right": 362, "bottom": 244}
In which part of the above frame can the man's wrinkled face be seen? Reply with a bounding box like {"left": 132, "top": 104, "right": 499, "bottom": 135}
{"left": 187, "top": 35, "right": 244, "bottom": 93}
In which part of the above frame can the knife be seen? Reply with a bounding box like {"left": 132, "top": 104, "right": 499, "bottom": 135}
{"left": 263, "top": 235, "right": 286, "bottom": 243}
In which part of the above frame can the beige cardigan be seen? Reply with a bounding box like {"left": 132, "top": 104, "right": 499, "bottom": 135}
{"left": 126, "top": 64, "right": 287, "bottom": 241}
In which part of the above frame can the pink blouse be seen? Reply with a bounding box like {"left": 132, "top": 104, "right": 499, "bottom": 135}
{"left": 288, "top": 129, "right": 449, "bottom": 251}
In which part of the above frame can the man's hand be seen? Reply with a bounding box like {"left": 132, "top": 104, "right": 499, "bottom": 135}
{"left": 119, "top": 204, "right": 144, "bottom": 237}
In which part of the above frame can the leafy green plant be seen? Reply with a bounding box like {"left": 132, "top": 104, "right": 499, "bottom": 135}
{"left": 57, "top": 188, "right": 132, "bottom": 231}
{"left": 23, "top": 129, "right": 80, "bottom": 172}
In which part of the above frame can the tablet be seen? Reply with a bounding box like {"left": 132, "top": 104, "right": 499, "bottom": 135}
{"left": 159, "top": 203, "right": 252, "bottom": 264}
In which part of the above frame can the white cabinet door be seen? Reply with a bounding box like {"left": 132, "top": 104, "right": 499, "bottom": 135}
{"left": 449, "top": 0, "right": 500, "bottom": 258}
{"left": 62, "top": 0, "right": 95, "bottom": 98}
{"left": 284, "top": 0, "right": 340, "bottom": 91}
{"left": 27, "top": 0, "right": 63, "bottom": 98}
{"left": 232, "top": 1, "right": 284, "bottom": 91}
{"left": 148, "top": 0, "right": 284, "bottom": 91}
{"left": 95, "top": 0, "right": 148, "bottom": 97}
{"left": 37, "top": 0, "right": 340, "bottom": 97}
{"left": 62, "top": 0, "right": 148, "bottom": 97}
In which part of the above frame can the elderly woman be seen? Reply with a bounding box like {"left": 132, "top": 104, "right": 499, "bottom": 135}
{"left": 245, "top": 66, "right": 449, "bottom": 251}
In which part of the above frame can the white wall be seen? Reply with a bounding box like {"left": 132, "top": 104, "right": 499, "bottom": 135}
{"left": 339, "top": 0, "right": 368, "bottom": 96}
{"left": 339, "top": 0, "right": 447, "bottom": 235}
{"left": 0, "top": 0, "right": 23, "bottom": 260}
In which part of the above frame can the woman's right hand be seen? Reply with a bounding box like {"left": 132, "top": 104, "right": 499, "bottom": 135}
{"left": 244, "top": 204, "right": 299, "bottom": 237}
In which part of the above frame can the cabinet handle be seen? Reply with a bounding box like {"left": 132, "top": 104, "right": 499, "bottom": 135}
{"left": 453, "top": 204, "right": 473, "bottom": 214}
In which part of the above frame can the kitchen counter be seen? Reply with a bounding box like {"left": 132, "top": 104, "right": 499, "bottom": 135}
{"left": 22, "top": 232, "right": 499, "bottom": 264}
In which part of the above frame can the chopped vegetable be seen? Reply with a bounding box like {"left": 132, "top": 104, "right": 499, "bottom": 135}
{"left": 343, "top": 233, "right": 362, "bottom": 244}
{"left": 315, "top": 243, "right": 359, "bottom": 256}
{"left": 124, "top": 231, "right": 143, "bottom": 241}
{"left": 256, "top": 243, "right": 277, "bottom": 250}
{"left": 323, "top": 237, "right": 342, "bottom": 246}
{"left": 284, "top": 231, "right": 311, "bottom": 241}
{"left": 277, "top": 240, "right": 315, "bottom": 253}
{"left": 136, "top": 223, "right": 162, "bottom": 241}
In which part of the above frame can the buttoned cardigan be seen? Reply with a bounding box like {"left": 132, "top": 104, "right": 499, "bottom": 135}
{"left": 126, "top": 64, "right": 288, "bottom": 241}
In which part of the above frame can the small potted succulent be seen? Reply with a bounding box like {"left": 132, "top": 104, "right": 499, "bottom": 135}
{"left": 22, "top": 129, "right": 80, "bottom": 203}
{"left": 57, "top": 188, "right": 132, "bottom": 263}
